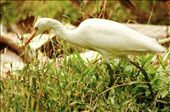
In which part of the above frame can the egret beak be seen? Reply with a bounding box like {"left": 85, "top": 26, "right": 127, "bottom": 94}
{"left": 23, "top": 30, "right": 36, "bottom": 48}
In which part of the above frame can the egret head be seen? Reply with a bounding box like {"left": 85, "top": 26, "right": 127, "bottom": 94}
{"left": 24, "top": 18, "right": 57, "bottom": 47}
{"left": 34, "top": 18, "right": 54, "bottom": 35}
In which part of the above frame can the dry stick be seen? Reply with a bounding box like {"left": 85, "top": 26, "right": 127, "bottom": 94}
{"left": 0, "top": 34, "right": 33, "bottom": 63}
{"left": 128, "top": 59, "right": 155, "bottom": 100}
{"left": 158, "top": 37, "right": 170, "bottom": 44}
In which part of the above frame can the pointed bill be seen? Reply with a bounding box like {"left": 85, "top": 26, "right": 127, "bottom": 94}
{"left": 23, "top": 31, "right": 36, "bottom": 48}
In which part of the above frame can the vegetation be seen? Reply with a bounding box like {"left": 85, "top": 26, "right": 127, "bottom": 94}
{"left": 1, "top": 1, "right": 170, "bottom": 111}
{"left": 1, "top": 53, "right": 170, "bottom": 111}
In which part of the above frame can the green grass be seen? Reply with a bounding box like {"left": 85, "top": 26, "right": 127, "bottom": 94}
{"left": 1, "top": 1, "right": 170, "bottom": 111}
{"left": 1, "top": 50, "right": 170, "bottom": 112}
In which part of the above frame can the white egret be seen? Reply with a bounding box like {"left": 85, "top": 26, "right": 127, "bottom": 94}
{"left": 24, "top": 18, "right": 166, "bottom": 99}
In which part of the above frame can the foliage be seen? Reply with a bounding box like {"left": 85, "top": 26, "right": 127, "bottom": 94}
{"left": 1, "top": 0, "right": 169, "bottom": 26}
{"left": 1, "top": 51, "right": 170, "bottom": 111}
{"left": 1, "top": 0, "right": 170, "bottom": 111}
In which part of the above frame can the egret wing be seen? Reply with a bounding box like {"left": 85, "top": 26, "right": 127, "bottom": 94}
{"left": 75, "top": 19, "right": 165, "bottom": 55}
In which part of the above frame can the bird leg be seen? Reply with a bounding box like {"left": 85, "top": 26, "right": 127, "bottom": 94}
{"left": 126, "top": 58, "right": 155, "bottom": 100}
{"left": 105, "top": 62, "right": 114, "bottom": 99}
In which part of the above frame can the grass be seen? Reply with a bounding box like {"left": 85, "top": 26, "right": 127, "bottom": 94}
{"left": 1, "top": 48, "right": 170, "bottom": 111}
{"left": 1, "top": 1, "right": 170, "bottom": 111}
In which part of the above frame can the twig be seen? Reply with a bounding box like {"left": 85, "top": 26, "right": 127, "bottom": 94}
{"left": 158, "top": 37, "right": 170, "bottom": 44}
{"left": 0, "top": 33, "right": 33, "bottom": 63}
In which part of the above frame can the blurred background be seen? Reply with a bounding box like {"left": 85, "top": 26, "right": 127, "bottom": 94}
{"left": 1, "top": 0, "right": 170, "bottom": 34}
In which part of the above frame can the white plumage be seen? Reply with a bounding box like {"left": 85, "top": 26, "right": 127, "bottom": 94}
{"left": 24, "top": 18, "right": 165, "bottom": 99}
{"left": 25, "top": 18, "right": 166, "bottom": 56}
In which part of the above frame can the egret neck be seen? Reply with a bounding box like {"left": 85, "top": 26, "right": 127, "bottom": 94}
{"left": 24, "top": 18, "right": 79, "bottom": 48}
{"left": 49, "top": 19, "right": 69, "bottom": 40}
{"left": 50, "top": 21, "right": 81, "bottom": 47}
